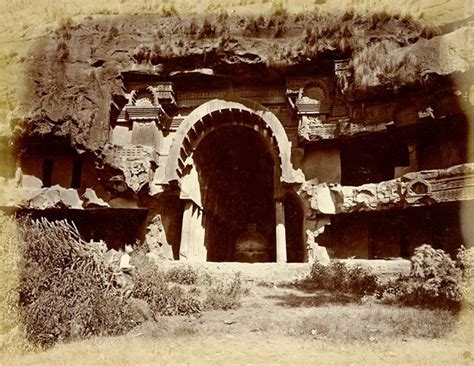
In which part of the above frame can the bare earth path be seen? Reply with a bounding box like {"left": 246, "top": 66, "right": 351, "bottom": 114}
{"left": 3, "top": 260, "right": 473, "bottom": 365}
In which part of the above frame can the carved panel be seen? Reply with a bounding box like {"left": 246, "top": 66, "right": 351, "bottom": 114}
{"left": 298, "top": 116, "right": 336, "bottom": 141}
{"left": 298, "top": 116, "right": 387, "bottom": 141}
{"left": 104, "top": 144, "right": 157, "bottom": 193}
{"left": 301, "top": 163, "right": 474, "bottom": 214}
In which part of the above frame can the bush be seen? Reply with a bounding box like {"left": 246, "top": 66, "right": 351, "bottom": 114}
{"left": 377, "top": 244, "right": 467, "bottom": 310}
{"left": 18, "top": 218, "right": 140, "bottom": 348}
{"left": 309, "top": 261, "right": 378, "bottom": 297}
{"left": 164, "top": 265, "right": 198, "bottom": 285}
{"left": 132, "top": 255, "right": 201, "bottom": 316}
{"left": 15, "top": 217, "right": 249, "bottom": 348}
{"left": 204, "top": 273, "right": 245, "bottom": 311}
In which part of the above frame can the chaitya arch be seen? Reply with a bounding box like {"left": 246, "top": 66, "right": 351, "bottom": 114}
{"left": 164, "top": 99, "right": 304, "bottom": 185}
{"left": 164, "top": 100, "right": 305, "bottom": 262}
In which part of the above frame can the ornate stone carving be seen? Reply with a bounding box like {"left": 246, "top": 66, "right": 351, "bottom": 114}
{"left": 298, "top": 116, "right": 336, "bottom": 141}
{"left": 298, "top": 116, "right": 387, "bottom": 141}
{"left": 103, "top": 144, "right": 157, "bottom": 193}
{"left": 295, "top": 96, "right": 332, "bottom": 115}
{"left": 339, "top": 120, "right": 387, "bottom": 135}
{"left": 303, "top": 163, "right": 474, "bottom": 214}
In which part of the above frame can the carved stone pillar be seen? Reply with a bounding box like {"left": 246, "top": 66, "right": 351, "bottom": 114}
{"left": 179, "top": 201, "right": 193, "bottom": 260}
{"left": 179, "top": 201, "right": 207, "bottom": 261}
{"left": 275, "top": 200, "right": 287, "bottom": 263}
{"left": 191, "top": 207, "right": 207, "bottom": 261}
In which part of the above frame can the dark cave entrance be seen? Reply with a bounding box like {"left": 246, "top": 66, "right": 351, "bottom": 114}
{"left": 284, "top": 192, "right": 305, "bottom": 262}
{"left": 193, "top": 126, "right": 276, "bottom": 262}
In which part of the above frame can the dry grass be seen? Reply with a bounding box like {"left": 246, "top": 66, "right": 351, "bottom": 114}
{"left": 1, "top": 235, "right": 472, "bottom": 362}
{"left": 0, "top": 213, "right": 30, "bottom": 354}
{"left": 0, "top": 0, "right": 473, "bottom": 362}
{"left": 280, "top": 304, "right": 456, "bottom": 340}
{"left": 0, "top": 302, "right": 469, "bottom": 365}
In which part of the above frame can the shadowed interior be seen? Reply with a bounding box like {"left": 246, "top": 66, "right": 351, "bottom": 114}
{"left": 193, "top": 126, "right": 276, "bottom": 262}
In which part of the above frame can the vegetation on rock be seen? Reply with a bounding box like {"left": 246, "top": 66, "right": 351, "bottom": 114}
{"left": 14, "top": 9, "right": 450, "bottom": 149}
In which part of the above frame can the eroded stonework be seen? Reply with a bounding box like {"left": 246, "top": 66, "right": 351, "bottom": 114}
{"left": 302, "top": 163, "right": 474, "bottom": 214}
{"left": 2, "top": 13, "right": 473, "bottom": 262}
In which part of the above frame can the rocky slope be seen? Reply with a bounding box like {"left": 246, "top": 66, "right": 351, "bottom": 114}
{"left": 11, "top": 12, "right": 472, "bottom": 152}
{"left": 0, "top": 1, "right": 473, "bottom": 149}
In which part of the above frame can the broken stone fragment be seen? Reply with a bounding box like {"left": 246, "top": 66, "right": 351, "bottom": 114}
{"left": 21, "top": 185, "right": 83, "bottom": 210}
{"left": 313, "top": 246, "right": 331, "bottom": 266}
{"left": 21, "top": 175, "right": 42, "bottom": 189}
{"left": 306, "top": 228, "right": 331, "bottom": 266}
{"left": 82, "top": 188, "right": 109, "bottom": 208}
{"left": 145, "top": 213, "right": 174, "bottom": 260}
{"left": 313, "top": 183, "right": 336, "bottom": 214}
{"left": 59, "top": 188, "right": 83, "bottom": 209}
{"left": 103, "top": 144, "right": 156, "bottom": 193}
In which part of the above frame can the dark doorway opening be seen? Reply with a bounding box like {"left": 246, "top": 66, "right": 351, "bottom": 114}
{"left": 284, "top": 192, "right": 305, "bottom": 262}
{"left": 193, "top": 126, "right": 275, "bottom": 262}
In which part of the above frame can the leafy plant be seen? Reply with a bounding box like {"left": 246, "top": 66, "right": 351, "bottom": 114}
{"left": 17, "top": 218, "right": 140, "bottom": 348}
{"left": 132, "top": 255, "right": 201, "bottom": 316}
{"left": 164, "top": 265, "right": 199, "bottom": 285}
{"left": 309, "top": 260, "right": 378, "bottom": 297}
{"left": 204, "top": 273, "right": 246, "bottom": 310}
{"left": 377, "top": 244, "right": 467, "bottom": 310}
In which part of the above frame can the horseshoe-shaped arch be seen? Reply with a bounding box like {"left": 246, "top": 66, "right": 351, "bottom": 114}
{"left": 164, "top": 99, "right": 304, "bottom": 185}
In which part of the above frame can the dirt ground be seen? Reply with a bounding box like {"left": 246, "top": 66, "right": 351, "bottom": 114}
{"left": 3, "top": 260, "right": 473, "bottom": 365}
{"left": 5, "top": 333, "right": 473, "bottom": 366}
{"left": 157, "top": 259, "right": 411, "bottom": 283}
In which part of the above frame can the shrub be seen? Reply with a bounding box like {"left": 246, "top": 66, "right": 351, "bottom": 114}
{"left": 309, "top": 260, "right": 378, "bottom": 297}
{"left": 377, "top": 244, "right": 466, "bottom": 310}
{"left": 164, "top": 265, "right": 198, "bottom": 285}
{"left": 20, "top": 267, "right": 140, "bottom": 347}
{"left": 204, "top": 273, "right": 245, "bottom": 310}
{"left": 243, "top": 16, "right": 261, "bottom": 37}
{"left": 132, "top": 255, "right": 201, "bottom": 316}
{"left": 198, "top": 18, "right": 216, "bottom": 38}
{"left": 18, "top": 218, "right": 140, "bottom": 348}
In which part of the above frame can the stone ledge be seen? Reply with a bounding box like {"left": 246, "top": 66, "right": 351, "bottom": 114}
{"left": 302, "top": 163, "right": 474, "bottom": 214}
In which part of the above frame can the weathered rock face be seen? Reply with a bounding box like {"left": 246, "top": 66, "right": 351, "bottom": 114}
{"left": 19, "top": 12, "right": 470, "bottom": 153}
{"left": 3, "top": 6, "right": 472, "bottom": 261}
{"left": 301, "top": 163, "right": 474, "bottom": 214}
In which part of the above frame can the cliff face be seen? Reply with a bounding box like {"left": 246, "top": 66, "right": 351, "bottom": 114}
{"left": 12, "top": 11, "right": 473, "bottom": 152}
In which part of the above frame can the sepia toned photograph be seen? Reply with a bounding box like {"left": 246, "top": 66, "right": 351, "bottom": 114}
{"left": 0, "top": 0, "right": 473, "bottom": 364}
